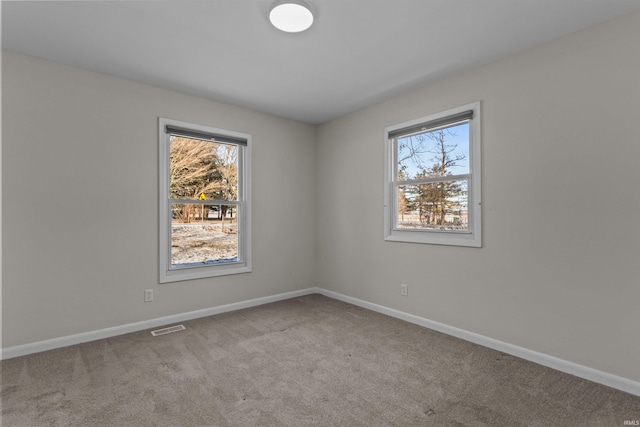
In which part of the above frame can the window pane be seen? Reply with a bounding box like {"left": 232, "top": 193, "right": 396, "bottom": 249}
{"left": 171, "top": 204, "right": 239, "bottom": 268}
{"left": 169, "top": 136, "right": 238, "bottom": 201}
{"left": 397, "top": 180, "right": 468, "bottom": 231}
{"left": 397, "top": 122, "right": 469, "bottom": 181}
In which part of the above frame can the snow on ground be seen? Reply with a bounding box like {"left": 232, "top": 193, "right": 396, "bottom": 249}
{"left": 171, "top": 222, "right": 237, "bottom": 265}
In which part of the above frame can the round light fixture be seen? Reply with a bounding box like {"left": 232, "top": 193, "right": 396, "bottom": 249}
{"left": 269, "top": 0, "right": 314, "bottom": 33}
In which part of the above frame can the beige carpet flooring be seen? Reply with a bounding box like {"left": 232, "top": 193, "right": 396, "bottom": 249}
{"left": 2, "top": 294, "right": 639, "bottom": 426}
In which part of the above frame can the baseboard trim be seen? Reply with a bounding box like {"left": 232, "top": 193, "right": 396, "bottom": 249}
{"left": 315, "top": 288, "right": 640, "bottom": 397}
{"left": 0, "top": 288, "right": 316, "bottom": 360}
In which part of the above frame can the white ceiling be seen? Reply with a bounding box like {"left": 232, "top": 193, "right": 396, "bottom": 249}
{"left": 3, "top": 0, "right": 640, "bottom": 124}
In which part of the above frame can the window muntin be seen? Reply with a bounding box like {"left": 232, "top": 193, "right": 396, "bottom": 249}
{"left": 384, "top": 102, "right": 481, "bottom": 247}
{"left": 160, "top": 118, "right": 251, "bottom": 282}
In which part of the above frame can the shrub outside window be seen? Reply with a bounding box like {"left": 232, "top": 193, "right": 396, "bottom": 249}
{"left": 384, "top": 102, "right": 481, "bottom": 247}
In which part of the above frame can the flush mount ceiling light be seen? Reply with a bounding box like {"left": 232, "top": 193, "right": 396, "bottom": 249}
{"left": 269, "top": 0, "right": 314, "bottom": 33}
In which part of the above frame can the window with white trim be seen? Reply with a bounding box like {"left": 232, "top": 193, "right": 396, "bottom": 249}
{"left": 159, "top": 118, "right": 251, "bottom": 283}
{"left": 384, "top": 102, "right": 481, "bottom": 247}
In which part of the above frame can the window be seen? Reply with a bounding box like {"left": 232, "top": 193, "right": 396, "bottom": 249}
{"left": 384, "top": 102, "right": 481, "bottom": 247}
{"left": 159, "top": 118, "right": 251, "bottom": 282}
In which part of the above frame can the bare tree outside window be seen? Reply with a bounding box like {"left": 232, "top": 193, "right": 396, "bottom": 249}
{"left": 396, "top": 123, "right": 469, "bottom": 230}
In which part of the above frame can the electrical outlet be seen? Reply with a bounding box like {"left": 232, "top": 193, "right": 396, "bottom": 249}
{"left": 400, "top": 284, "right": 408, "bottom": 296}
{"left": 144, "top": 289, "right": 154, "bottom": 302}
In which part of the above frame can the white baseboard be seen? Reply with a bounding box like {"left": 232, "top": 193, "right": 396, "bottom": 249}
{"left": 315, "top": 288, "right": 640, "bottom": 397}
{"left": 2, "top": 286, "right": 638, "bottom": 397}
{"left": 0, "top": 288, "right": 316, "bottom": 360}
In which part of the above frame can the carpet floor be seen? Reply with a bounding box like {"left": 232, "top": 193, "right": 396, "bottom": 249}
{"left": 2, "top": 294, "right": 639, "bottom": 426}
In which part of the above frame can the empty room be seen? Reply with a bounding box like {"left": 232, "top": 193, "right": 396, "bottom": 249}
{"left": 2, "top": 1, "right": 640, "bottom": 425}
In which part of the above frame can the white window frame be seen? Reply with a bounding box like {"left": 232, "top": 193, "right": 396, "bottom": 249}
{"left": 159, "top": 118, "right": 252, "bottom": 283}
{"left": 384, "top": 101, "right": 482, "bottom": 247}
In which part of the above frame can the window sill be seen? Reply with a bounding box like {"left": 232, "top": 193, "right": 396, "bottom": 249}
{"left": 384, "top": 230, "right": 481, "bottom": 248}
{"left": 160, "top": 264, "right": 251, "bottom": 283}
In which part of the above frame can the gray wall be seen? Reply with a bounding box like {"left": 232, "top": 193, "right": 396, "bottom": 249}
{"left": 2, "top": 52, "right": 317, "bottom": 347}
{"left": 316, "top": 11, "right": 640, "bottom": 382}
